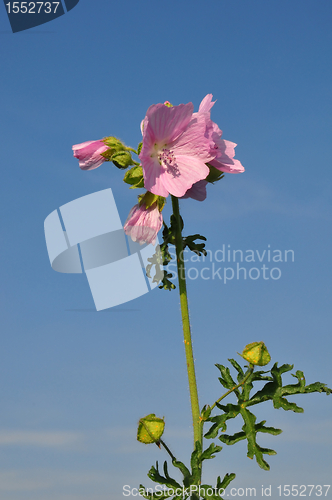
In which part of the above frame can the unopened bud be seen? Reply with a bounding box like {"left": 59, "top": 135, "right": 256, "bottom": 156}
{"left": 240, "top": 341, "right": 271, "bottom": 366}
{"left": 137, "top": 414, "right": 165, "bottom": 444}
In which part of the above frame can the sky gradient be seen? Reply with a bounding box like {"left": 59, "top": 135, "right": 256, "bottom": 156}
{"left": 1, "top": 1, "right": 331, "bottom": 499}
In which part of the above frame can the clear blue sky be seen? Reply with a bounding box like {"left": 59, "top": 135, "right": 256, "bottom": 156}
{"left": 0, "top": 1, "right": 331, "bottom": 499}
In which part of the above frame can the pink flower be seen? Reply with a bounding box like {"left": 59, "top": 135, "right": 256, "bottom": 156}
{"left": 195, "top": 94, "right": 244, "bottom": 174}
{"left": 124, "top": 203, "right": 163, "bottom": 245}
{"left": 181, "top": 180, "right": 208, "bottom": 201}
{"left": 72, "top": 140, "right": 109, "bottom": 170}
{"left": 139, "top": 102, "right": 214, "bottom": 198}
{"left": 209, "top": 140, "right": 244, "bottom": 173}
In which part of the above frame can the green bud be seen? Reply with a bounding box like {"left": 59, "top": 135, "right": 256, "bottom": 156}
{"left": 137, "top": 414, "right": 165, "bottom": 444}
{"left": 100, "top": 137, "right": 135, "bottom": 170}
{"left": 102, "top": 136, "right": 125, "bottom": 151}
{"left": 240, "top": 341, "right": 271, "bottom": 366}
{"left": 111, "top": 151, "right": 135, "bottom": 169}
{"left": 200, "top": 405, "right": 212, "bottom": 421}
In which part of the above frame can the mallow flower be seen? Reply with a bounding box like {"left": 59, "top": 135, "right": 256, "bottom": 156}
{"left": 139, "top": 102, "right": 214, "bottom": 198}
{"left": 195, "top": 94, "right": 244, "bottom": 174}
{"left": 72, "top": 140, "right": 109, "bottom": 170}
{"left": 124, "top": 203, "right": 163, "bottom": 245}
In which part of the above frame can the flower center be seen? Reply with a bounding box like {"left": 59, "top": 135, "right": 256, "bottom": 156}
{"left": 158, "top": 148, "right": 179, "bottom": 176}
{"left": 157, "top": 148, "right": 180, "bottom": 177}
{"left": 158, "top": 148, "right": 175, "bottom": 164}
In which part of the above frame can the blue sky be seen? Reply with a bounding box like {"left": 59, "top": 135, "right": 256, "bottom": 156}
{"left": 1, "top": 0, "right": 331, "bottom": 498}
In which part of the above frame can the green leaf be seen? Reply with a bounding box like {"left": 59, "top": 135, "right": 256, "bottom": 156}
{"left": 228, "top": 358, "right": 245, "bottom": 381}
{"left": 219, "top": 408, "right": 281, "bottom": 470}
{"left": 158, "top": 271, "right": 176, "bottom": 290}
{"left": 204, "top": 403, "right": 240, "bottom": 439}
{"left": 155, "top": 220, "right": 177, "bottom": 291}
{"left": 147, "top": 461, "right": 181, "bottom": 490}
{"left": 200, "top": 443, "right": 223, "bottom": 461}
{"left": 217, "top": 472, "right": 236, "bottom": 492}
{"left": 197, "top": 473, "right": 236, "bottom": 500}
{"left": 172, "top": 459, "right": 191, "bottom": 484}
{"left": 215, "top": 364, "right": 237, "bottom": 391}
{"left": 304, "top": 381, "right": 332, "bottom": 395}
{"left": 248, "top": 363, "right": 313, "bottom": 412}
{"left": 137, "top": 142, "right": 142, "bottom": 155}
{"left": 183, "top": 234, "right": 207, "bottom": 257}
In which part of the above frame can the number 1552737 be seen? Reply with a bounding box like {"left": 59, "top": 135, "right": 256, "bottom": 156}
{"left": 5, "top": 2, "right": 60, "bottom": 14}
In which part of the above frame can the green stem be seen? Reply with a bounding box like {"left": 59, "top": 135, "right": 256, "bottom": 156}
{"left": 208, "top": 365, "right": 254, "bottom": 415}
{"left": 158, "top": 439, "right": 177, "bottom": 461}
{"left": 126, "top": 147, "right": 138, "bottom": 155}
{"left": 171, "top": 196, "right": 202, "bottom": 452}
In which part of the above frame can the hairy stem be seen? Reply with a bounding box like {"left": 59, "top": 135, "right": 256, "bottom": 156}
{"left": 171, "top": 196, "right": 202, "bottom": 455}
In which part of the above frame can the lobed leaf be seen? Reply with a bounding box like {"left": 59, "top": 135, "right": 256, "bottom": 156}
{"left": 204, "top": 404, "right": 240, "bottom": 439}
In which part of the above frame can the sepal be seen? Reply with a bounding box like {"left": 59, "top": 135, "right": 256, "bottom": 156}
{"left": 101, "top": 136, "right": 135, "bottom": 169}
{"left": 139, "top": 192, "right": 166, "bottom": 211}
{"left": 123, "top": 165, "right": 145, "bottom": 189}
{"left": 205, "top": 164, "right": 225, "bottom": 183}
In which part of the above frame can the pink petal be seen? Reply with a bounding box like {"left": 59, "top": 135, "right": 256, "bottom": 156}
{"left": 143, "top": 102, "right": 194, "bottom": 145}
{"left": 142, "top": 157, "right": 170, "bottom": 198}
{"left": 171, "top": 113, "right": 216, "bottom": 162}
{"left": 210, "top": 140, "right": 244, "bottom": 173}
{"left": 181, "top": 180, "right": 208, "bottom": 201}
{"left": 72, "top": 140, "right": 108, "bottom": 171}
{"left": 198, "top": 94, "right": 215, "bottom": 113}
{"left": 124, "top": 204, "right": 163, "bottom": 245}
{"left": 160, "top": 155, "right": 209, "bottom": 198}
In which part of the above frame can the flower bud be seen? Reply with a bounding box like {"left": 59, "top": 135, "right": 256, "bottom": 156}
{"left": 124, "top": 202, "right": 163, "bottom": 245}
{"left": 240, "top": 341, "right": 271, "bottom": 366}
{"left": 72, "top": 140, "right": 109, "bottom": 171}
{"left": 100, "top": 137, "right": 135, "bottom": 169}
{"left": 137, "top": 414, "right": 165, "bottom": 444}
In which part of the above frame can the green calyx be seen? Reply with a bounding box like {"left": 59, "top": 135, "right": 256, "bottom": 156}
{"left": 138, "top": 191, "right": 166, "bottom": 211}
{"left": 205, "top": 163, "right": 225, "bottom": 184}
{"left": 101, "top": 136, "right": 135, "bottom": 169}
{"left": 123, "top": 165, "right": 145, "bottom": 189}
{"left": 240, "top": 342, "right": 271, "bottom": 366}
{"left": 137, "top": 414, "right": 165, "bottom": 444}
